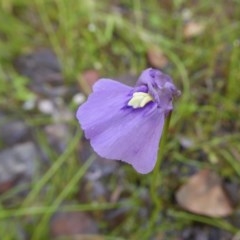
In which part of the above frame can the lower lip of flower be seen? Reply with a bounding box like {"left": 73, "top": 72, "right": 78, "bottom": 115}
{"left": 127, "top": 92, "right": 153, "bottom": 109}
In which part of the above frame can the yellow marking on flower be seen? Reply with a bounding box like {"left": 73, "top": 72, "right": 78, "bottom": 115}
{"left": 127, "top": 92, "right": 153, "bottom": 109}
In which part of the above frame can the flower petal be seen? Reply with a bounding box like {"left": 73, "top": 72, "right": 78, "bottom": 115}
{"left": 77, "top": 78, "right": 165, "bottom": 174}
{"left": 76, "top": 79, "right": 132, "bottom": 139}
{"left": 90, "top": 105, "right": 165, "bottom": 174}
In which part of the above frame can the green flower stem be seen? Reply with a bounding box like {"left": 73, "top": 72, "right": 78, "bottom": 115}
{"left": 151, "top": 111, "right": 172, "bottom": 207}
{"left": 146, "top": 111, "right": 172, "bottom": 238}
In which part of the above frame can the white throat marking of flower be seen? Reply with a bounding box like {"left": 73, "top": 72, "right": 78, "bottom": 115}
{"left": 127, "top": 92, "right": 153, "bottom": 109}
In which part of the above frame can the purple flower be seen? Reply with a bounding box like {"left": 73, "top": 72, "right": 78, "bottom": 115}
{"left": 76, "top": 68, "right": 180, "bottom": 174}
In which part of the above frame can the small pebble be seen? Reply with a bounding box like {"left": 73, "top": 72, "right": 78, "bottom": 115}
{"left": 38, "top": 99, "right": 55, "bottom": 114}
{"left": 72, "top": 93, "right": 86, "bottom": 105}
{"left": 22, "top": 99, "right": 36, "bottom": 110}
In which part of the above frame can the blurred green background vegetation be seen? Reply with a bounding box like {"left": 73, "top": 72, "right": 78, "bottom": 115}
{"left": 0, "top": 0, "right": 240, "bottom": 239}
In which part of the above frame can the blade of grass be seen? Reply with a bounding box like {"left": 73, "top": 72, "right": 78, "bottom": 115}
{"left": 169, "top": 209, "right": 239, "bottom": 234}
{"left": 32, "top": 154, "right": 95, "bottom": 239}
{"left": 22, "top": 130, "right": 81, "bottom": 206}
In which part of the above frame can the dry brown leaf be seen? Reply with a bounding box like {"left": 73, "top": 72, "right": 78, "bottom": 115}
{"left": 51, "top": 212, "right": 98, "bottom": 238}
{"left": 54, "top": 234, "right": 105, "bottom": 240}
{"left": 176, "top": 169, "right": 233, "bottom": 217}
{"left": 147, "top": 46, "right": 169, "bottom": 68}
{"left": 72, "top": 235, "right": 105, "bottom": 240}
{"left": 0, "top": 180, "right": 15, "bottom": 194}
{"left": 183, "top": 21, "right": 205, "bottom": 38}
{"left": 78, "top": 70, "right": 100, "bottom": 95}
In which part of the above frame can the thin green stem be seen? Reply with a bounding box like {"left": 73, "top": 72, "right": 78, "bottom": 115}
{"left": 168, "top": 209, "right": 240, "bottom": 234}
{"left": 151, "top": 111, "right": 172, "bottom": 208}
{"left": 0, "top": 202, "right": 119, "bottom": 220}
{"left": 141, "top": 112, "right": 172, "bottom": 239}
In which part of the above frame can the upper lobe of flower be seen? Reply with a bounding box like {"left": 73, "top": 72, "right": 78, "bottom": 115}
{"left": 76, "top": 68, "right": 180, "bottom": 174}
{"left": 135, "top": 68, "right": 181, "bottom": 111}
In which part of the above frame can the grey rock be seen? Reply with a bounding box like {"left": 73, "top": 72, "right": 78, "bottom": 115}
{"left": 0, "top": 142, "right": 39, "bottom": 184}
{"left": 44, "top": 123, "right": 70, "bottom": 152}
{"left": 15, "top": 48, "right": 62, "bottom": 85}
{"left": 14, "top": 49, "right": 68, "bottom": 97}
{"left": 0, "top": 120, "right": 30, "bottom": 146}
